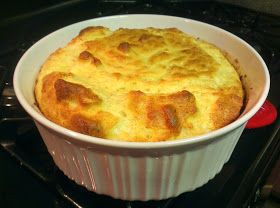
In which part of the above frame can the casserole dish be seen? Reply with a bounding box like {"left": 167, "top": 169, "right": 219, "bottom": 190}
{"left": 13, "top": 14, "right": 269, "bottom": 200}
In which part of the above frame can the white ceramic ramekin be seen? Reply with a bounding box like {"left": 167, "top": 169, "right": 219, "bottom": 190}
{"left": 13, "top": 14, "right": 269, "bottom": 201}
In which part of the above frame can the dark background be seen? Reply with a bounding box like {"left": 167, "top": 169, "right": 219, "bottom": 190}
{"left": 0, "top": 0, "right": 71, "bottom": 20}
{"left": 0, "top": 0, "right": 279, "bottom": 21}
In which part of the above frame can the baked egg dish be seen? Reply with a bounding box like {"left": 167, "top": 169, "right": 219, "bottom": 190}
{"left": 34, "top": 26, "right": 244, "bottom": 142}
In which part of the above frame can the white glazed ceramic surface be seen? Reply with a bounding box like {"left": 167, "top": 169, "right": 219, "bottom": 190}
{"left": 13, "top": 15, "right": 269, "bottom": 200}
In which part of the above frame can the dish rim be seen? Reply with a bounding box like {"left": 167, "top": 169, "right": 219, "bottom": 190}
{"left": 13, "top": 14, "right": 270, "bottom": 149}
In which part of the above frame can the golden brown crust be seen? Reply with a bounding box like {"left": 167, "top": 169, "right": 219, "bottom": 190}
{"left": 34, "top": 26, "right": 244, "bottom": 142}
{"left": 70, "top": 114, "right": 104, "bottom": 137}
{"left": 79, "top": 51, "right": 102, "bottom": 66}
{"left": 39, "top": 72, "right": 75, "bottom": 127}
{"left": 161, "top": 105, "right": 180, "bottom": 131}
{"left": 79, "top": 50, "right": 93, "bottom": 60}
{"left": 117, "top": 42, "right": 130, "bottom": 53}
{"left": 79, "top": 26, "right": 109, "bottom": 37}
{"left": 54, "top": 79, "right": 101, "bottom": 105}
{"left": 211, "top": 94, "right": 243, "bottom": 128}
{"left": 38, "top": 71, "right": 117, "bottom": 138}
{"left": 128, "top": 90, "right": 197, "bottom": 139}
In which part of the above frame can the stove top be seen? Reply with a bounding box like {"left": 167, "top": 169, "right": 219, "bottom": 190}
{"left": 0, "top": 1, "right": 280, "bottom": 207}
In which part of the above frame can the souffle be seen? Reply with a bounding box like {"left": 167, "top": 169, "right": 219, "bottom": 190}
{"left": 34, "top": 26, "right": 244, "bottom": 142}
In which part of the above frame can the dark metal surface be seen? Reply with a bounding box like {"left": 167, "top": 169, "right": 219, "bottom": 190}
{"left": 0, "top": 1, "right": 280, "bottom": 208}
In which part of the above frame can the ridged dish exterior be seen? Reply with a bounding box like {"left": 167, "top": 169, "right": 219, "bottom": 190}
{"left": 36, "top": 122, "right": 245, "bottom": 200}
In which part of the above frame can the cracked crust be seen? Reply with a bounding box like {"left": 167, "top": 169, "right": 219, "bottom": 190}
{"left": 35, "top": 26, "right": 244, "bottom": 141}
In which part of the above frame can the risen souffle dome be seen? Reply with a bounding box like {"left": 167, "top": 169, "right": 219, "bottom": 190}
{"left": 34, "top": 26, "right": 244, "bottom": 142}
